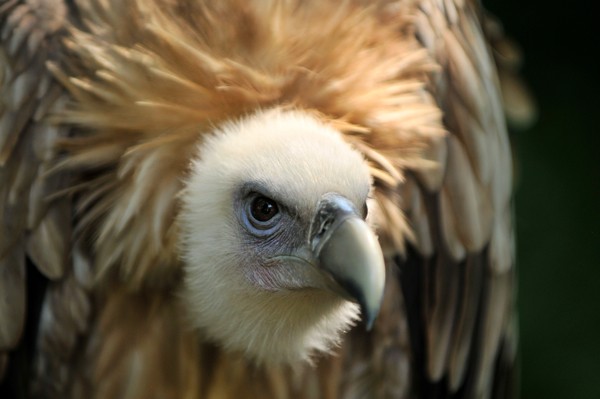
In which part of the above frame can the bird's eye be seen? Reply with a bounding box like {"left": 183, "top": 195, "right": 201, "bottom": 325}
{"left": 242, "top": 193, "right": 282, "bottom": 236}
{"left": 250, "top": 196, "right": 279, "bottom": 223}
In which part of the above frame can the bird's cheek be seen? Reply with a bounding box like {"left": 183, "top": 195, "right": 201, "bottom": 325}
{"left": 241, "top": 256, "right": 325, "bottom": 293}
{"left": 242, "top": 260, "right": 283, "bottom": 292}
{"left": 244, "top": 266, "right": 279, "bottom": 291}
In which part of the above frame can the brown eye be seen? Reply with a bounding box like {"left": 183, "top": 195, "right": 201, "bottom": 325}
{"left": 250, "top": 196, "right": 279, "bottom": 222}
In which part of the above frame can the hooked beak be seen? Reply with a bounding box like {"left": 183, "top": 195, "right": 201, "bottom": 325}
{"left": 310, "top": 193, "right": 385, "bottom": 329}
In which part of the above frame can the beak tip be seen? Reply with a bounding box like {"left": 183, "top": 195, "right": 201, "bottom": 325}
{"left": 359, "top": 295, "right": 381, "bottom": 331}
{"left": 363, "top": 310, "right": 377, "bottom": 331}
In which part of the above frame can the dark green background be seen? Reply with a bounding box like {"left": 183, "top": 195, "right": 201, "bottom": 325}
{"left": 486, "top": 1, "right": 600, "bottom": 398}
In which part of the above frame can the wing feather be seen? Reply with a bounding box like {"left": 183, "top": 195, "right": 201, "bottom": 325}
{"left": 0, "top": 0, "right": 83, "bottom": 390}
{"left": 393, "top": 0, "right": 519, "bottom": 396}
{"left": 0, "top": 238, "right": 25, "bottom": 350}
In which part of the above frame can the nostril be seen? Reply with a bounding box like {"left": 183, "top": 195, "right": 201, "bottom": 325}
{"left": 318, "top": 217, "right": 333, "bottom": 236}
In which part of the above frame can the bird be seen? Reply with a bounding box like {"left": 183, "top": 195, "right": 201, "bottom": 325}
{"left": 0, "top": 0, "right": 535, "bottom": 398}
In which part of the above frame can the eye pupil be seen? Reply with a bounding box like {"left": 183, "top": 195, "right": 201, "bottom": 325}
{"left": 250, "top": 196, "right": 278, "bottom": 222}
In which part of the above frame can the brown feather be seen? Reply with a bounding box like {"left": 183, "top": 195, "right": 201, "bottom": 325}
{"left": 0, "top": 0, "right": 71, "bottom": 383}
{"left": 398, "top": 0, "right": 519, "bottom": 396}
{"left": 0, "top": 242, "right": 25, "bottom": 350}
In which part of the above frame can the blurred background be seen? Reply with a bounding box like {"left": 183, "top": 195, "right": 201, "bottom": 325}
{"left": 485, "top": 1, "right": 600, "bottom": 398}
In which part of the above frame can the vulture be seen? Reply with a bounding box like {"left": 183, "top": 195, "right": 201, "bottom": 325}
{"left": 0, "top": 0, "right": 535, "bottom": 398}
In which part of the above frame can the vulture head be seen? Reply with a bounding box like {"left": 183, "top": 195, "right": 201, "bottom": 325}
{"left": 179, "top": 109, "right": 385, "bottom": 364}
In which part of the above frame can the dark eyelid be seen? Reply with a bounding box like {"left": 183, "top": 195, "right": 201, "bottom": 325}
{"left": 239, "top": 181, "right": 279, "bottom": 203}
{"left": 238, "top": 181, "right": 295, "bottom": 216}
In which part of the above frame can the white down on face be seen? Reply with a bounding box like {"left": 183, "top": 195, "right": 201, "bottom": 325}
{"left": 179, "top": 109, "right": 373, "bottom": 364}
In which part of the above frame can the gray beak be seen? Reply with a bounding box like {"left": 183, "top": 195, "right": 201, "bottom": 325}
{"left": 311, "top": 193, "right": 386, "bottom": 329}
